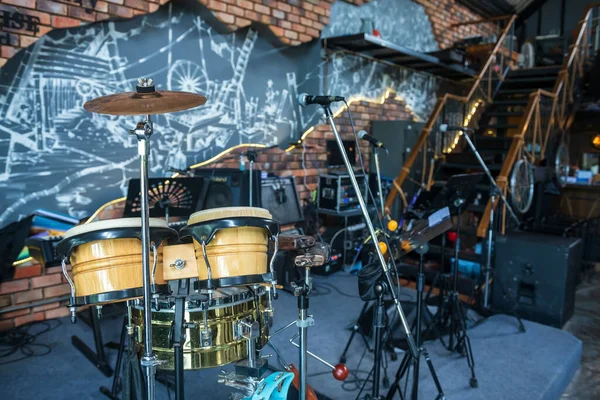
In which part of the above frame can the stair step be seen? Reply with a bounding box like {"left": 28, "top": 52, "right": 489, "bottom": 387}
{"left": 503, "top": 76, "right": 557, "bottom": 86}
{"left": 492, "top": 99, "right": 530, "bottom": 105}
{"left": 497, "top": 88, "right": 537, "bottom": 95}
{"left": 483, "top": 111, "right": 524, "bottom": 117}
{"left": 479, "top": 123, "right": 519, "bottom": 130}
{"left": 508, "top": 66, "right": 562, "bottom": 78}
{"left": 473, "top": 136, "right": 514, "bottom": 150}
{"left": 442, "top": 162, "right": 502, "bottom": 171}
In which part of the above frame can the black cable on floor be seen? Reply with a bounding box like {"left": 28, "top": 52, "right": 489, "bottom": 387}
{"left": 314, "top": 282, "right": 360, "bottom": 299}
{"left": 0, "top": 320, "right": 62, "bottom": 366}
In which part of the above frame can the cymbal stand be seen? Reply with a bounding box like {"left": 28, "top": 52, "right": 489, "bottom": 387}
{"left": 129, "top": 79, "right": 159, "bottom": 400}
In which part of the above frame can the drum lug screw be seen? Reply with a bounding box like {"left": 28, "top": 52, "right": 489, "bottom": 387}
{"left": 96, "top": 305, "right": 102, "bottom": 319}
{"left": 70, "top": 307, "right": 77, "bottom": 324}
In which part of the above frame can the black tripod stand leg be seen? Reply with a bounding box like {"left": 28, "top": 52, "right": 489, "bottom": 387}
{"left": 420, "top": 347, "right": 445, "bottom": 399}
{"left": 385, "top": 351, "right": 412, "bottom": 400}
{"left": 454, "top": 300, "right": 478, "bottom": 388}
{"left": 100, "top": 317, "right": 128, "bottom": 399}
{"left": 494, "top": 277, "right": 527, "bottom": 333}
{"left": 339, "top": 302, "right": 371, "bottom": 364}
{"left": 72, "top": 307, "right": 113, "bottom": 377}
{"left": 512, "top": 310, "right": 527, "bottom": 333}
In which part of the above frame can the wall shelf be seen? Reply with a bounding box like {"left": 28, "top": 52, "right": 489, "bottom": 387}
{"left": 322, "top": 33, "right": 477, "bottom": 81}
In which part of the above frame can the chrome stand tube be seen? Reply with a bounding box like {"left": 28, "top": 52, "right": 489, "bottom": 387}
{"left": 460, "top": 131, "right": 519, "bottom": 225}
{"left": 131, "top": 114, "right": 157, "bottom": 400}
{"left": 297, "top": 266, "right": 311, "bottom": 400}
{"left": 484, "top": 192, "right": 495, "bottom": 308}
{"left": 323, "top": 106, "right": 418, "bottom": 357}
{"left": 249, "top": 159, "right": 254, "bottom": 207}
{"left": 374, "top": 147, "right": 385, "bottom": 213}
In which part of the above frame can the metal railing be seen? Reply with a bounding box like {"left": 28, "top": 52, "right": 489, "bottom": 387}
{"left": 384, "top": 15, "right": 517, "bottom": 212}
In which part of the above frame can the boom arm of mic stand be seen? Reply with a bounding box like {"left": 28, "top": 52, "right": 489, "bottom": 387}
{"left": 322, "top": 105, "right": 419, "bottom": 359}
{"left": 459, "top": 131, "right": 520, "bottom": 226}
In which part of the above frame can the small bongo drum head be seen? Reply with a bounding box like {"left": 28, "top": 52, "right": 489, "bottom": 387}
{"left": 187, "top": 206, "right": 272, "bottom": 225}
{"left": 64, "top": 217, "right": 169, "bottom": 238}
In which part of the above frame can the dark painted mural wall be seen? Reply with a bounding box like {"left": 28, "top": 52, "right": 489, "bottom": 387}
{"left": 0, "top": 0, "right": 439, "bottom": 225}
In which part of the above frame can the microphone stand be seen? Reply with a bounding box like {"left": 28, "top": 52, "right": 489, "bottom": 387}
{"left": 321, "top": 104, "right": 444, "bottom": 399}
{"left": 453, "top": 128, "right": 519, "bottom": 226}
{"left": 373, "top": 147, "right": 385, "bottom": 213}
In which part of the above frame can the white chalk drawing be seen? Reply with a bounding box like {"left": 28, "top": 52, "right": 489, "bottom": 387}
{"left": 0, "top": 2, "right": 439, "bottom": 224}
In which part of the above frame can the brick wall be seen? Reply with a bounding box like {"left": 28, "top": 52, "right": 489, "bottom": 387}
{"left": 203, "top": 93, "right": 415, "bottom": 203}
{"left": 0, "top": 0, "right": 489, "bottom": 67}
{"left": 0, "top": 262, "right": 71, "bottom": 331}
{"left": 415, "top": 0, "right": 498, "bottom": 49}
{"left": 0, "top": 0, "right": 364, "bottom": 67}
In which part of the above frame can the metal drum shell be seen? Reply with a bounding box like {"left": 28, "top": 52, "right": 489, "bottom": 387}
{"left": 131, "top": 288, "right": 269, "bottom": 370}
{"left": 70, "top": 238, "right": 166, "bottom": 299}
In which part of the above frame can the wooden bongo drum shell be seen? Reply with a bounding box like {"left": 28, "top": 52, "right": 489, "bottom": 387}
{"left": 64, "top": 218, "right": 169, "bottom": 299}
{"left": 187, "top": 207, "right": 272, "bottom": 281}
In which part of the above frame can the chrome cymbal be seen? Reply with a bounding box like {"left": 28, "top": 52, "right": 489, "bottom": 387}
{"left": 83, "top": 90, "right": 207, "bottom": 115}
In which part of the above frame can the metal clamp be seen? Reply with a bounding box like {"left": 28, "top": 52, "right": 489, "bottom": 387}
{"left": 200, "top": 310, "right": 213, "bottom": 347}
{"left": 295, "top": 316, "right": 314, "bottom": 329}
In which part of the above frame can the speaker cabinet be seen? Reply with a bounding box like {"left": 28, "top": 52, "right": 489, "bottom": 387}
{"left": 261, "top": 176, "right": 303, "bottom": 225}
{"left": 194, "top": 169, "right": 261, "bottom": 209}
{"left": 492, "top": 232, "right": 583, "bottom": 328}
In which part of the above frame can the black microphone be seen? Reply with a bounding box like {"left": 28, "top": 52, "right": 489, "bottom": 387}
{"left": 439, "top": 124, "right": 474, "bottom": 133}
{"left": 297, "top": 93, "right": 345, "bottom": 107}
{"left": 358, "top": 130, "right": 385, "bottom": 149}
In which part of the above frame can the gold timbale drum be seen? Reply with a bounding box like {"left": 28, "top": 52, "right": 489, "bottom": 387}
{"left": 186, "top": 207, "right": 274, "bottom": 283}
{"left": 60, "top": 218, "right": 173, "bottom": 305}
{"left": 131, "top": 287, "right": 269, "bottom": 369}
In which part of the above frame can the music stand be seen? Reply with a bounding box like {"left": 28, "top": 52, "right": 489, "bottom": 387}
{"left": 124, "top": 177, "right": 205, "bottom": 223}
{"left": 417, "top": 172, "right": 484, "bottom": 389}
{"left": 385, "top": 207, "right": 452, "bottom": 400}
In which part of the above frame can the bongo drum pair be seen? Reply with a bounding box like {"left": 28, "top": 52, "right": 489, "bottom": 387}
{"left": 57, "top": 207, "right": 279, "bottom": 307}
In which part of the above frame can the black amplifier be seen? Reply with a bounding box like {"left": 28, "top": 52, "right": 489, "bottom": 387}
{"left": 317, "top": 173, "right": 368, "bottom": 212}
{"left": 492, "top": 232, "right": 583, "bottom": 328}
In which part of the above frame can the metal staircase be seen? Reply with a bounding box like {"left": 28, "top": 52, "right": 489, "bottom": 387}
{"left": 385, "top": 5, "right": 599, "bottom": 240}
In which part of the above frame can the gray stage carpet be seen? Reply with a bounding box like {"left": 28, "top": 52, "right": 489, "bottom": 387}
{"left": 0, "top": 272, "right": 582, "bottom": 399}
